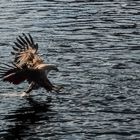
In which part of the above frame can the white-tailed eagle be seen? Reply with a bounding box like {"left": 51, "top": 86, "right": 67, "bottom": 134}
{"left": 0, "top": 33, "right": 61, "bottom": 94}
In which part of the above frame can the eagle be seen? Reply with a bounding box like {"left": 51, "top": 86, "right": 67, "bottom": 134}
{"left": 0, "top": 33, "right": 61, "bottom": 95}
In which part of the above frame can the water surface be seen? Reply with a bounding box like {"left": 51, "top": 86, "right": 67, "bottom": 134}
{"left": 0, "top": 0, "right": 140, "bottom": 139}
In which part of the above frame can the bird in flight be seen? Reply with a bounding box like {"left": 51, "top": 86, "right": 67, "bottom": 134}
{"left": 0, "top": 33, "right": 61, "bottom": 95}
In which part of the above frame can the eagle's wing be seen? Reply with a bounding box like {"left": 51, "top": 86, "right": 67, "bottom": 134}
{"left": 0, "top": 63, "right": 27, "bottom": 84}
{"left": 12, "top": 33, "right": 43, "bottom": 68}
{"left": 0, "top": 62, "right": 39, "bottom": 85}
{"left": 0, "top": 34, "right": 44, "bottom": 85}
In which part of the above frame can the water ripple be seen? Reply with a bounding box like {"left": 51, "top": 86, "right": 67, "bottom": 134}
{"left": 0, "top": 0, "right": 140, "bottom": 139}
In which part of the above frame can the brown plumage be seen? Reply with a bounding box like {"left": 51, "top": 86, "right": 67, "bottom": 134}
{"left": 0, "top": 33, "right": 60, "bottom": 94}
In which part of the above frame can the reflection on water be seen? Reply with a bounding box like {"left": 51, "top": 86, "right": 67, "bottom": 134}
{"left": 2, "top": 96, "right": 53, "bottom": 140}
{"left": 0, "top": 0, "right": 140, "bottom": 139}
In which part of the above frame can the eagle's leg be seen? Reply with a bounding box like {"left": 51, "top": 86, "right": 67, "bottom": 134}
{"left": 24, "top": 82, "right": 36, "bottom": 94}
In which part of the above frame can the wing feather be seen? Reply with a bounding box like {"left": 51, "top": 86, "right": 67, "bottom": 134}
{"left": 14, "top": 42, "right": 24, "bottom": 49}
{"left": 0, "top": 63, "right": 35, "bottom": 85}
{"left": 12, "top": 34, "right": 43, "bottom": 68}
{"left": 0, "top": 34, "right": 51, "bottom": 87}
{"left": 23, "top": 33, "right": 31, "bottom": 45}
{"left": 28, "top": 33, "right": 34, "bottom": 44}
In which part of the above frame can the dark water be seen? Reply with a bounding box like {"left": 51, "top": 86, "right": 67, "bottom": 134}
{"left": 0, "top": 0, "right": 140, "bottom": 139}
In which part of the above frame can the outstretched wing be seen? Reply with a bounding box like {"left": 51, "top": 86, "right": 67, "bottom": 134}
{"left": 12, "top": 33, "right": 43, "bottom": 68}
{"left": 0, "top": 33, "right": 44, "bottom": 85}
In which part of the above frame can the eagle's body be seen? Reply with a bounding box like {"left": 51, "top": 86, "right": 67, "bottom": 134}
{"left": 0, "top": 34, "right": 60, "bottom": 94}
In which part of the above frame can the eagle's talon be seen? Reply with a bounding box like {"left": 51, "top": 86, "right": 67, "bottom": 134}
{"left": 21, "top": 92, "right": 29, "bottom": 97}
